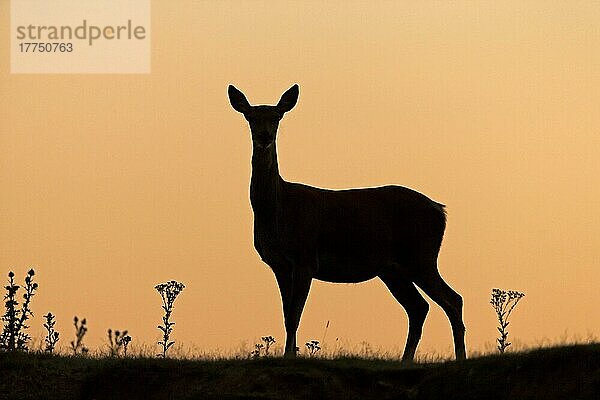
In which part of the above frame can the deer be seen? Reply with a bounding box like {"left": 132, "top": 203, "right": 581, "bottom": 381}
{"left": 228, "top": 84, "right": 466, "bottom": 361}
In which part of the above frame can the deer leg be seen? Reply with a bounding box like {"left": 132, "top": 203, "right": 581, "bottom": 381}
{"left": 274, "top": 268, "right": 312, "bottom": 358}
{"left": 379, "top": 270, "right": 429, "bottom": 362}
{"left": 415, "top": 268, "right": 466, "bottom": 360}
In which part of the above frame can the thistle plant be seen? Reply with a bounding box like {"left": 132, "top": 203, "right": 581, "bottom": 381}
{"left": 70, "top": 316, "right": 89, "bottom": 355}
{"left": 107, "top": 329, "right": 131, "bottom": 357}
{"left": 491, "top": 288, "right": 525, "bottom": 353}
{"left": 305, "top": 340, "right": 321, "bottom": 357}
{"left": 1, "top": 269, "right": 38, "bottom": 352}
{"left": 43, "top": 312, "right": 60, "bottom": 353}
{"left": 155, "top": 280, "right": 185, "bottom": 358}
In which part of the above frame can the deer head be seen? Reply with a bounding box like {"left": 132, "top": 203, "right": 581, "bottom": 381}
{"left": 228, "top": 84, "right": 299, "bottom": 149}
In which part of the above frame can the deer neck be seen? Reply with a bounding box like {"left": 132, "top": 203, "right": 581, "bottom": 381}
{"left": 250, "top": 143, "right": 282, "bottom": 218}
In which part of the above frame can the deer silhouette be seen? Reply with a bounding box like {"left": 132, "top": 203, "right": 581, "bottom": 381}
{"left": 228, "top": 84, "right": 466, "bottom": 361}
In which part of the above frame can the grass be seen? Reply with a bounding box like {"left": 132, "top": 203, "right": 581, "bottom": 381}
{"left": 0, "top": 343, "right": 598, "bottom": 400}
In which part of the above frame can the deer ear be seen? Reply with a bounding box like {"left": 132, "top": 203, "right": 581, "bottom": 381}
{"left": 277, "top": 84, "right": 299, "bottom": 113}
{"left": 228, "top": 85, "right": 251, "bottom": 114}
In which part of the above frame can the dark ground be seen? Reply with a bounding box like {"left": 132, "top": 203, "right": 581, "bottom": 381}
{"left": 0, "top": 344, "right": 598, "bottom": 400}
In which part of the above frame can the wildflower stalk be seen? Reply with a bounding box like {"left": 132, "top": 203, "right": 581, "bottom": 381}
{"left": 491, "top": 288, "right": 525, "bottom": 353}
{"left": 1, "top": 269, "right": 38, "bottom": 351}
{"left": 43, "top": 312, "right": 60, "bottom": 353}
{"left": 251, "top": 336, "right": 276, "bottom": 358}
{"left": 122, "top": 334, "right": 132, "bottom": 357}
{"left": 155, "top": 280, "right": 185, "bottom": 358}
{"left": 262, "top": 336, "right": 275, "bottom": 356}
{"left": 251, "top": 343, "right": 264, "bottom": 359}
{"left": 108, "top": 329, "right": 131, "bottom": 357}
{"left": 305, "top": 340, "right": 321, "bottom": 357}
{"left": 70, "top": 316, "right": 88, "bottom": 355}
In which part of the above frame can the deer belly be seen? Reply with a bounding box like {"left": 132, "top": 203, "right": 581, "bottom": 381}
{"left": 315, "top": 250, "right": 382, "bottom": 283}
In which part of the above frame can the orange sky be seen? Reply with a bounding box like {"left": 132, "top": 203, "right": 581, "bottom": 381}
{"left": 1, "top": 1, "right": 599, "bottom": 357}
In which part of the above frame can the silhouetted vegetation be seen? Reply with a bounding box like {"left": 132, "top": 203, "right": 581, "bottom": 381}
{"left": 305, "top": 340, "right": 321, "bottom": 357}
{"left": 0, "top": 268, "right": 595, "bottom": 400}
{"left": 70, "top": 316, "right": 89, "bottom": 355}
{"left": 491, "top": 288, "right": 525, "bottom": 353}
{"left": 107, "top": 329, "right": 132, "bottom": 357}
{"left": 0, "top": 344, "right": 598, "bottom": 399}
{"left": 1, "top": 269, "right": 38, "bottom": 351}
{"left": 155, "top": 280, "right": 185, "bottom": 358}
{"left": 251, "top": 335, "right": 276, "bottom": 358}
{"left": 43, "top": 312, "right": 60, "bottom": 353}
{"left": 261, "top": 335, "right": 275, "bottom": 356}
{"left": 250, "top": 342, "right": 263, "bottom": 358}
